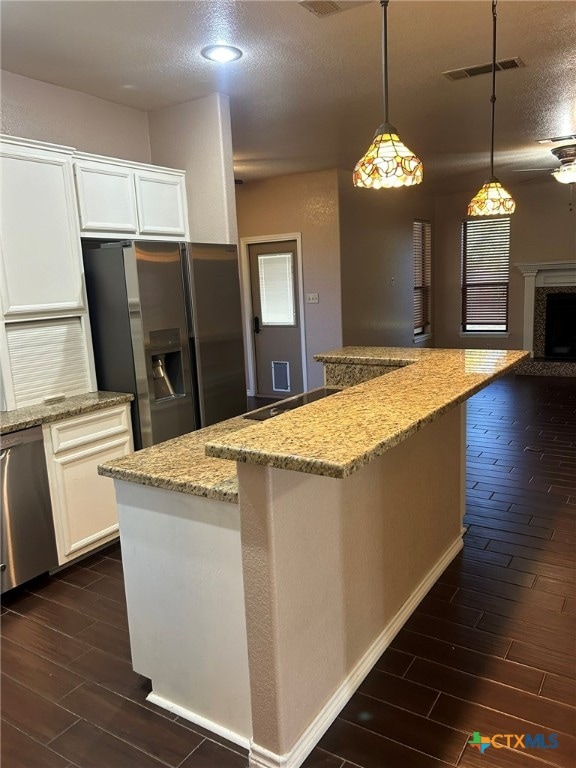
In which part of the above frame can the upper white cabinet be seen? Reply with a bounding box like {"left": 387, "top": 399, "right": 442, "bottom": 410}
{"left": 135, "top": 169, "right": 187, "bottom": 236}
{"left": 74, "top": 159, "right": 138, "bottom": 234}
{"left": 0, "top": 138, "right": 85, "bottom": 318}
{"left": 73, "top": 153, "right": 189, "bottom": 240}
{"left": 0, "top": 134, "right": 189, "bottom": 412}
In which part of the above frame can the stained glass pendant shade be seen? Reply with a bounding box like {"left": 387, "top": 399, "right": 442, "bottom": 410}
{"left": 353, "top": 1, "right": 422, "bottom": 189}
{"left": 353, "top": 122, "right": 423, "bottom": 188}
{"left": 467, "top": 177, "right": 516, "bottom": 216}
{"left": 468, "top": 0, "right": 515, "bottom": 216}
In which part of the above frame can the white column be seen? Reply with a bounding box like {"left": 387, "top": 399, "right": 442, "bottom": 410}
{"left": 522, "top": 268, "right": 538, "bottom": 356}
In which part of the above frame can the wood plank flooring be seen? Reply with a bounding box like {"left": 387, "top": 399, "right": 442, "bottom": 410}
{"left": 2, "top": 374, "right": 575, "bottom": 768}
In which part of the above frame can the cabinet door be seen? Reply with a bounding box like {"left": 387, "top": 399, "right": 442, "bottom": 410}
{"left": 134, "top": 170, "right": 187, "bottom": 237}
{"left": 45, "top": 404, "right": 133, "bottom": 564}
{"left": 74, "top": 161, "right": 138, "bottom": 233}
{"left": 0, "top": 146, "right": 84, "bottom": 317}
{"left": 51, "top": 434, "right": 132, "bottom": 563}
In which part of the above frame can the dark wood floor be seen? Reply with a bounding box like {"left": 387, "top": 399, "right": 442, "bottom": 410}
{"left": 2, "top": 374, "right": 575, "bottom": 768}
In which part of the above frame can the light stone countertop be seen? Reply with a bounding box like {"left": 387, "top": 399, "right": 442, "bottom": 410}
{"left": 97, "top": 346, "right": 529, "bottom": 501}
{"left": 0, "top": 391, "right": 134, "bottom": 434}
{"left": 98, "top": 416, "right": 251, "bottom": 504}
{"left": 204, "top": 346, "right": 530, "bottom": 479}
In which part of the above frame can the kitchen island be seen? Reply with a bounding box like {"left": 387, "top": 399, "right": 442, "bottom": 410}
{"left": 100, "top": 346, "right": 528, "bottom": 768}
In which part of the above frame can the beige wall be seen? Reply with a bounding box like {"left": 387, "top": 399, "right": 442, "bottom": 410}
{"left": 434, "top": 180, "right": 576, "bottom": 350}
{"left": 1, "top": 74, "right": 238, "bottom": 243}
{"left": 1, "top": 70, "right": 151, "bottom": 162}
{"left": 148, "top": 93, "right": 238, "bottom": 244}
{"left": 338, "top": 170, "right": 435, "bottom": 347}
{"left": 236, "top": 171, "right": 342, "bottom": 389}
{"left": 238, "top": 404, "right": 463, "bottom": 758}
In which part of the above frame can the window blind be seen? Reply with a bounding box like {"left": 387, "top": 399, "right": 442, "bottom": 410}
{"left": 258, "top": 253, "right": 296, "bottom": 326}
{"left": 462, "top": 218, "right": 510, "bottom": 332}
{"left": 413, "top": 220, "right": 432, "bottom": 334}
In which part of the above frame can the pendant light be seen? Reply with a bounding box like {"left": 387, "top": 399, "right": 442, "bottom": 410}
{"left": 353, "top": 0, "right": 423, "bottom": 189}
{"left": 467, "top": 0, "right": 515, "bottom": 216}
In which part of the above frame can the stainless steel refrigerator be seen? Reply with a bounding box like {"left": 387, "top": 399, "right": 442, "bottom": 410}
{"left": 82, "top": 240, "right": 246, "bottom": 450}
{"left": 83, "top": 240, "right": 196, "bottom": 449}
{"left": 181, "top": 243, "right": 246, "bottom": 427}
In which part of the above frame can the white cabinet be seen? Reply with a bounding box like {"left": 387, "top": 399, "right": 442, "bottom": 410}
{"left": 74, "top": 159, "right": 138, "bottom": 234}
{"left": 73, "top": 153, "right": 188, "bottom": 240}
{"left": 0, "top": 138, "right": 84, "bottom": 317}
{"left": 134, "top": 169, "right": 187, "bottom": 236}
{"left": 0, "top": 136, "right": 97, "bottom": 412}
{"left": 43, "top": 404, "right": 133, "bottom": 565}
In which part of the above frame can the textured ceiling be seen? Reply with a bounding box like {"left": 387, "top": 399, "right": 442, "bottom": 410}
{"left": 1, "top": 0, "right": 575, "bottom": 186}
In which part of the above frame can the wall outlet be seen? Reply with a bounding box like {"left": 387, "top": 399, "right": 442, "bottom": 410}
{"left": 306, "top": 293, "right": 319, "bottom": 304}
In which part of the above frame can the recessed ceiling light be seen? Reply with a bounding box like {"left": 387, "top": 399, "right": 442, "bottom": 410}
{"left": 201, "top": 45, "right": 243, "bottom": 63}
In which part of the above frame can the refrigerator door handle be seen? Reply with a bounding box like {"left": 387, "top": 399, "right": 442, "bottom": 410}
{"left": 253, "top": 316, "right": 261, "bottom": 334}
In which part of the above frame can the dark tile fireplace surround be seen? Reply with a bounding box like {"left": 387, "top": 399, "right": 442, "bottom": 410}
{"left": 519, "top": 284, "right": 576, "bottom": 376}
{"left": 539, "top": 289, "right": 576, "bottom": 360}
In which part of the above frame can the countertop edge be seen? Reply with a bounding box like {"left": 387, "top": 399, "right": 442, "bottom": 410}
{"left": 98, "top": 465, "right": 239, "bottom": 504}
{"left": 205, "top": 351, "right": 529, "bottom": 477}
{"left": 97, "top": 415, "right": 250, "bottom": 503}
{"left": 0, "top": 392, "right": 134, "bottom": 435}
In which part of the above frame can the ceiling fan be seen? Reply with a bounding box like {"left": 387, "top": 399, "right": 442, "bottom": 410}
{"left": 514, "top": 137, "right": 576, "bottom": 184}
{"left": 548, "top": 145, "right": 576, "bottom": 184}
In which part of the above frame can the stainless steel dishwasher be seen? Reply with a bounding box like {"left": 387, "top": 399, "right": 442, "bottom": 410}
{"left": 1, "top": 426, "right": 58, "bottom": 593}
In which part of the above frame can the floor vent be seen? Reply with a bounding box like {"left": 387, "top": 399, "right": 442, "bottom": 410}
{"left": 443, "top": 57, "right": 524, "bottom": 81}
{"left": 299, "top": 1, "right": 369, "bottom": 18}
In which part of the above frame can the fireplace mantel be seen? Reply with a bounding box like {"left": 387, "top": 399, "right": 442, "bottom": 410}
{"left": 515, "top": 261, "right": 576, "bottom": 355}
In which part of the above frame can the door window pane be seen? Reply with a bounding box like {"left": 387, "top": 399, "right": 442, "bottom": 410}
{"left": 258, "top": 253, "right": 296, "bottom": 326}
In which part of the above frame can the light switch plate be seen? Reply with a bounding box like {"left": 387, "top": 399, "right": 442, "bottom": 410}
{"left": 306, "top": 293, "right": 319, "bottom": 304}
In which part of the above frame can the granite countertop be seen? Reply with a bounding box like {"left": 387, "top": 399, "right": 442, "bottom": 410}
{"left": 98, "top": 416, "right": 251, "bottom": 504}
{"left": 0, "top": 391, "right": 134, "bottom": 434}
{"left": 205, "top": 346, "right": 529, "bottom": 479}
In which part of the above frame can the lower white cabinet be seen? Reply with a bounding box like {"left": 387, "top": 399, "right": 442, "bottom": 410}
{"left": 43, "top": 404, "right": 133, "bottom": 565}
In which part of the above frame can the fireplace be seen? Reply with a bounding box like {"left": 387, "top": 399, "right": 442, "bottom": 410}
{"left": 515, "top": 261, "right": 576, "bottom": 376}
{"left": 533, "top": 286, "right": 576, "bottom": 360}
{"left": 545, "top": 292, "right": 576, "bottom": 360}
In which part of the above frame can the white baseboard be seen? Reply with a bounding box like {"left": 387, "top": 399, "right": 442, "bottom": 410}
{"left": 146, "top": 691, "right": 251, "bottom": 751}
{"left": 249, "top": 534, "right": 463, "bottom": 768}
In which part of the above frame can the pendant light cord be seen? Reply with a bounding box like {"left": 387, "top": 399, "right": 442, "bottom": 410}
{"left": 382, "top": 0, "right": 390, "bottom": 124}
{"left": 490, "top": 0, "right": 497, "bottom": 178}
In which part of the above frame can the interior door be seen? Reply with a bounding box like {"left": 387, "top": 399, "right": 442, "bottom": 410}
{"left": 248, "top": 241, "right": 303, "bottom": 398}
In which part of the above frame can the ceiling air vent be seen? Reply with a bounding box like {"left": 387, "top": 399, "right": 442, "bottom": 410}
{"left": 443, "top": 57, "right": 525, "bottom": 81}
{"left": 299, "top": 1, "right": 342, "bottom": 16}
{"left": 299, "top": 0, "right": 369, "bottom": 18}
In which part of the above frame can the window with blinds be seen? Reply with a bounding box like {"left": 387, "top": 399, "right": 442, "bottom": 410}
{"left": 462, "top": 218, "right": 511, "bottom": 332}
{"left": 413, "top": 220, "right": 432, "bottom": 336}
{"left": 257, "top": 253, "right": 296, "bottom": 326}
